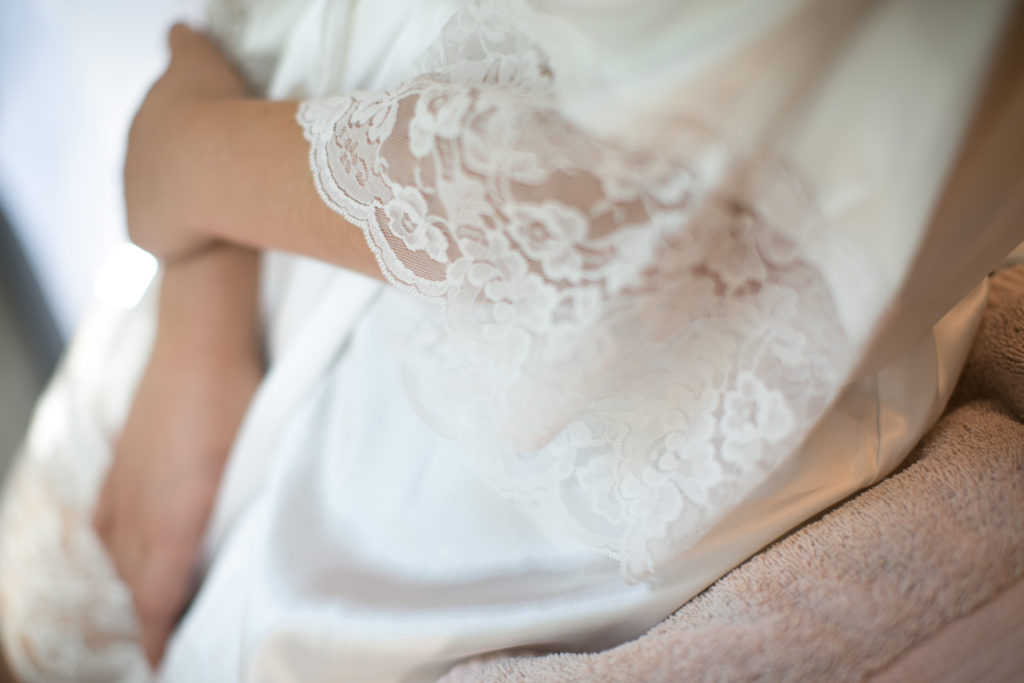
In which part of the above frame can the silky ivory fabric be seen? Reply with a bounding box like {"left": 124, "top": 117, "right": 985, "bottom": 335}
{"left": 0, "top": 0, "right": 1022, "bottom": 681}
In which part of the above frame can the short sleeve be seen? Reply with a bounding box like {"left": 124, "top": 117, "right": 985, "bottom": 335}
{"left": 296, "top": 7, "right": 850, "bottom": 579}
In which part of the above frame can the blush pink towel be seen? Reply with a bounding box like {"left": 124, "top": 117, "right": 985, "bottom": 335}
{"left": 443, "top": 266, "right": 1024, "bottom": 682}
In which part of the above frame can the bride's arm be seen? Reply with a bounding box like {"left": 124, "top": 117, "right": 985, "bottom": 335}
{"left": 126, "top": 25, "right": 378, "bottom": 276}
{"left": 128, "top": 96, "right": 381, "bottom": 273}
{"left": 94, "top": 243, "right": 262, "bottom": 667}
{"left": 105, "top": 27, "right": 269, "bottom": 668}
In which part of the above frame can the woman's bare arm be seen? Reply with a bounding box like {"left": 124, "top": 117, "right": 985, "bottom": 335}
{"left": 104, "top": 26, "right": 275, "bottom": 668}
{"left": 125, "top": 26, "right": 379, "bottom": 277}
{"left": 94, "top": 243, "right": 262, "bottom": 667}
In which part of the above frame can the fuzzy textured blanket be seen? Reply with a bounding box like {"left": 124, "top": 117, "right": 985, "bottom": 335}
{"left": 443, "top": 265, "right": 1024, "bottom": 682}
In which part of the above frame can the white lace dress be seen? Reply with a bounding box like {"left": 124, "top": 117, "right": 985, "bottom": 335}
{"left": 1, "top": 0, "right": 1021, "bottom": 680}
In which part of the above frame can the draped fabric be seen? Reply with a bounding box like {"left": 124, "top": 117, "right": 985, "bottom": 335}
{"left": 292, "top": 0, "right": 1013, "bottom": 577}
{"left": 295, "top": 13, "right": 847, "bottom": 577}
{"left": 0, "top": 0, "right": 1020, "bottom": 681}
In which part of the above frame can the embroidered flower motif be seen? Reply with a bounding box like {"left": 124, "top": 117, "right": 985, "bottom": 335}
{"left": 409, "top": 84, "right": 474, "bottom": 158}
{"left": 462, "top": 108, "right": 552, "bottom": 184}
{"left": 720, "top": 372, "right": 794, "bottom": 464}
{"left": 622, "top": 472, "right": 684, "bottom": 539}
{"left": 651, "top": 413, "right": 720, "bottom": 505}
{"left": 348, "top": 92, "right": 399, "bottom": 145}
{"left": 334, "top": 136, "right": 371, "bottom": 186}
{"left": 699, "top": 199, "right": 768, "bottom": 291}
{"left": 489, "top": 271, "right": 559, "bottom": 334}
{"left": 508, "top": 202, "right": 587, "bottom": 282}
{"left": 384, "top": 187, "right": 449, "bottom": 261}
{"left": 648, "top": 165, "right": 695, "bottom": 207}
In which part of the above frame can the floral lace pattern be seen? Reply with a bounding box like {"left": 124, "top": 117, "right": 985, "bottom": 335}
{"left": 0, "top": 460, "right": 147, "bottom": 681}
{"left": 298, "top": 0, "right": 849, "bottom": 578}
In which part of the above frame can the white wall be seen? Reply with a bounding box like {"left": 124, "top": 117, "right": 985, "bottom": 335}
{"left": 0, "top": 0, "right": 207, "bottom": 335}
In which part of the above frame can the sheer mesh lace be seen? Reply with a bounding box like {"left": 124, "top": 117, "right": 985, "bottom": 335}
{"left": 0, "top": 460, "right": 147, "bottom": 681}
{"left": 298, "top": 0, "right": 849, "bottom": 579}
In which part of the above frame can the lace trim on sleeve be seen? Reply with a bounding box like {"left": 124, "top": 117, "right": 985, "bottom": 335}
{"left": 297, "top": 4, "right": 850, "bottom": 579}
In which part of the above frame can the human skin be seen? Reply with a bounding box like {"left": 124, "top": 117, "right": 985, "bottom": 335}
{"left": 124, "top": 25, "right": 380, "bottom": 277}
{"left": 93, "top": 243, "right": 262, "bottom": 666}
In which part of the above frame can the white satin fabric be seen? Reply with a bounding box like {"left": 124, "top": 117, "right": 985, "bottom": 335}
{"left": 1, "top": 1, "right": 1022, "bottom": 681}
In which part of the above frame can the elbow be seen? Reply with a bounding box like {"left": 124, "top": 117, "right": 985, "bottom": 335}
{"left": 123, "top": 153, "right": 207, "bottom": 261}
{"left": 123, "top": 105, "right": 209, "bottom": 261}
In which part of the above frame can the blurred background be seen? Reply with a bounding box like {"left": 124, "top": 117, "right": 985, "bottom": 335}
{"left": 0, "top": 0, "right": 206, "bottom": 473}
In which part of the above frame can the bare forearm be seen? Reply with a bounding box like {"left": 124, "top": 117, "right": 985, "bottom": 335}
{"left": 97, "top": 240, "right": 264, "bottom": 667}
{"left": 129, "top": 98, "right": 380, "bottom": 278}
{"left": 156, "top": 242, "right": 262, "bottom": 365}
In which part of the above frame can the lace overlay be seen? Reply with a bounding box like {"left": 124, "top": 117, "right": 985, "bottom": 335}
{"left": 298, "top": 0, "right": 849, "bottom": 578}
{"left": 0, "top": 296, "right": 157, "bottom": 681}
{"left": 0, "top": 460, "right": 146, "bottom": 681}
